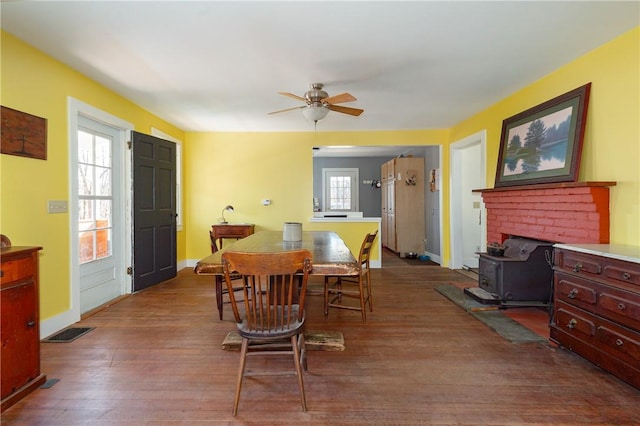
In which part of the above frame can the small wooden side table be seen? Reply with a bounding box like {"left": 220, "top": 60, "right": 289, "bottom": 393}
{"left": 209, "top": 224, "right": 255, "bottom": 320}
{"left": 211, "top": 223, "right": 255, "bottom": 250}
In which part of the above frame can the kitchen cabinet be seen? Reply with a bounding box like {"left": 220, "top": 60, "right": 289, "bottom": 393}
{"left": 381, "top": 157, "right": 425, "bottom": 256}
{"left": 1, "top": 246, "right": 46, "bottom": 412}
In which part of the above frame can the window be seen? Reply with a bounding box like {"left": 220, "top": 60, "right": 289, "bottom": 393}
{"left": 322, "top": 168, "right": 359, "bottom": 212}
{"left": 77, "top": 128, "right": 113, "bottom": 263}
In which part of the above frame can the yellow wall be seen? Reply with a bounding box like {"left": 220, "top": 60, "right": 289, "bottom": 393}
{"left": 184, "top": 130, "right": 448, "bottom": 262}
{"left": 450, "top": 27, "right": 639, "bottom": 245}
{"left": 2, "top": 26, "right": 638, "bottom": 329}
{"left": 0, "top": 32, "right": 186, "bottom": 321}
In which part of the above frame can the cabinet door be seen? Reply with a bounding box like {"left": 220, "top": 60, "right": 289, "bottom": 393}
{"left": 381, "top": 183, "right": 388, "bottom": 247}
{"left": 388, "top": 213, "right": 397, "bottom": 251}
{"left": 382, "top": 178, "right": 397, "bottom": 251}
{"left": 1, "top": 282, "right": 39, "bottom": 399}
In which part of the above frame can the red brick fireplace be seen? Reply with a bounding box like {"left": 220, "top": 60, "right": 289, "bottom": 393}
{"left": 478, "top": 182, "right": 616, "bottom": 245}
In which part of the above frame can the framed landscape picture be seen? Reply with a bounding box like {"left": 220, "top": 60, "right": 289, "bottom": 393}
{"left": 494, "top": 83, "right": 591, "bottom": 187}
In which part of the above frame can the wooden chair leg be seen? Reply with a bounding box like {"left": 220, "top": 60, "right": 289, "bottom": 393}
{"left": 367, "top": 276, "right": 374, "bottom": 312}
{"left": 298, "top": 332, "right": 307, "bottom": 371}
{"left": 215, "top": 276, "right": 224, "bottom": 320}
{"left": 323, "top": 277, "right": 329, "bottom": 316}
{"left": 358, "top": 279, "right": 367, "bottom": 322}
{"left": 291, "top": 334, "right": 307, "bottom": 411}
{"left": 232, "top": 338, "right": 249, "bottom": 416}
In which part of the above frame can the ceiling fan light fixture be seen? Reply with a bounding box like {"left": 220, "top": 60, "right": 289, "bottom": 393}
{"left": 302, "top": 104, "right": 329, "bottom": 122}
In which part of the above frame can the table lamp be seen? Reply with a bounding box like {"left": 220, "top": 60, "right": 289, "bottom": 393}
{"left": 220, "top": 205, "right": 234, "bottom": 224}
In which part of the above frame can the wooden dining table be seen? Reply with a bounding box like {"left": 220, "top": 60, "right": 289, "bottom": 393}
{"left": 194, "top": 230, "right": 358, "bottom": 319}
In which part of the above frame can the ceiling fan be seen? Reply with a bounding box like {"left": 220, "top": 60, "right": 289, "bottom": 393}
{"left": 268, "top": 83, "right": 364, "bottom": 123}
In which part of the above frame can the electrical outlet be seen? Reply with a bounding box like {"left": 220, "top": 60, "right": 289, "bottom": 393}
{"left": 473, "top": 201, "right": 481, "bottom": 209}
{"left": 48, "top": 200, "right": 68, "bottom": 214}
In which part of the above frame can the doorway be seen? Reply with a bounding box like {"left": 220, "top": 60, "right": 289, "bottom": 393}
{"left": 69, "top": 98, "right": 133, "bottom": 318}
{"left": 449, "top": 130, "right": 487, "bottom": 270}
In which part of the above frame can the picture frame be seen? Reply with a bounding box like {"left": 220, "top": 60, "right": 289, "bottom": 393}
{"left": 1, "top": 106, "right": 48, "bottom": 160}
{"left": 494, "top": 83, "right": 591, "bottom": 187}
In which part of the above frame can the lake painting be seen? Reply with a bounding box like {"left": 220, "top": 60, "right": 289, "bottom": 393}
{"left": 502, "top": 106, "right": 572, "bottom": 176}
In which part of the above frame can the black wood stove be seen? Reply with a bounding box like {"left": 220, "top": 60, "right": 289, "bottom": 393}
{"left": 464, "top": 237, "right": 554, "bottom": 307}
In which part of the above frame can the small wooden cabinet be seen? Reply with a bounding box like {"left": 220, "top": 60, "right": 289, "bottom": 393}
{"left": 381, "top": 157, "right": 424, "bottom": 256}
{"left": 1, "top": 246, "right": 46, "bottom": 412}
{"left": 551, "top": 244, "right": 640, "bottom": 389}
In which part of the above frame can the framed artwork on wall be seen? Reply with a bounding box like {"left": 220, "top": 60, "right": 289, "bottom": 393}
{"left": 1, "top": 106, "right": 47, "bottom": 160}
{"left": 494, "top": 83, "right": 591, "bottom": 187}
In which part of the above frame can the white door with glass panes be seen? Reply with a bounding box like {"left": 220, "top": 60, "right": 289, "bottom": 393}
{"left": 77, "top": 117, "right": 124, "bottom": 313}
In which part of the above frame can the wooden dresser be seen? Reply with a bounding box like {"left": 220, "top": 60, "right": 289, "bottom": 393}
{"left": 551, "top": 244, "right": 640, "bottom": 389}
{"left": 1, "top": 246, "right": 46, "bottom": 412}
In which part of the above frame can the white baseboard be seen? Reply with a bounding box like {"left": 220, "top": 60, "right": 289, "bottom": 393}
{"left": 40, "top": 309, "right": 80, "bottom": 340}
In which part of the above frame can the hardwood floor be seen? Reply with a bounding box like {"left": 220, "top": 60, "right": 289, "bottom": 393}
{"left": 3, "top": 259, "right": 639, "bottom": 424}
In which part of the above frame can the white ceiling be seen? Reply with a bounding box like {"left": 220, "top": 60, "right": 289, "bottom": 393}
{"left": 2, "top": 1, "right": 638, "bottom": 133}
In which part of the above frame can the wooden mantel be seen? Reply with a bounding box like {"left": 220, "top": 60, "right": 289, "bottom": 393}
{"left": 472, "top": 181, "right": 616, "bottom": 193}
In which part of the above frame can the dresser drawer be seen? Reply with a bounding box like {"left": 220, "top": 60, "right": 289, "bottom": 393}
{"left": 597, "top": 325, "right": 640, "bottom": 369}
{"left": 0, "top": 256, "right": 36, "bottom": 286}
{"left": 554, "top": 303, "right": 597, "bottom": 341}
{"left": 555, "top": 272, "right": 640, "bottom": 332}
{"left": 604, "top": 264, "right": 640, "bottom": 286}
{"left": 598, "top": 292, "right": 640, "bottom": 332}
{"left": 555, "top": 249, "right": 603, "bottom": 277}
{"left": 556, "top": 274, "right": 597, "bottom": 306}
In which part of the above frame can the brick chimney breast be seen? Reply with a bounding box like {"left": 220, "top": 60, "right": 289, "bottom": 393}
{"left": 478, "top": 182, "right": 615, "bottom": 245}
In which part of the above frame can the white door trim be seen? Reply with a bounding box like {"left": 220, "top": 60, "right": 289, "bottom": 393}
{"left": 39, "top": 98, "right": 133, "bottom": 339}
{"left": 449, "top": 130, "right": 487, "bottom": 270}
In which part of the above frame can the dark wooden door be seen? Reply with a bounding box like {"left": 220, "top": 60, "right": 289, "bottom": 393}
{"left": 132, "top": 131, "right": 176, "bottom": 292}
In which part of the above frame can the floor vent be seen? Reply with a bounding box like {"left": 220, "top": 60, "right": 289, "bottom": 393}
{"left": 42, "top": 327, "right": 94, "bottom": 343}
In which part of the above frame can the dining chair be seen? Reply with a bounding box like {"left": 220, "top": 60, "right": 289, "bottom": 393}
{"left": 222, "top": 249, "right": 313, "bottom": 416}
{"left": 210, "top": 230, "right": 245, "bottom": 320}
{"left": 324, "top": 230, "right": 378, "bottom": 322}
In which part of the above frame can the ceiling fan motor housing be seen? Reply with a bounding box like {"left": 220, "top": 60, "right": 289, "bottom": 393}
{"left": 305, "top": 83, "right": 328, "bottom": 105}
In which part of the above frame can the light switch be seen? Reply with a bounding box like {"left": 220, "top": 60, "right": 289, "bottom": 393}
{"left": 472, "top": 201, "right": 481, "bottom": 209}
{"left": 48, "top": 200, "right": 68, "bottom": 213}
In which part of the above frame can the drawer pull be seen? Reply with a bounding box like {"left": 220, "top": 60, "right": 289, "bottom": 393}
{"left": 622, "top": 272, "right": 631, "bottom": 280}
{"left": 617, "top": 302, "right": 626, "bottom": 311}
{"left": 567, "top": 319, "right": 577, "bottom": 329}
{"left": 568, "top": 289, "right": 578, "bottom": 299}
{"left": 573, "top": 263, "right": 583, "bottom": 273}
{"left": 26, "top": 321, "right": 35, "bottom": 328}
{"left": 615, "top": 339, "right": 624, "bottom": 347}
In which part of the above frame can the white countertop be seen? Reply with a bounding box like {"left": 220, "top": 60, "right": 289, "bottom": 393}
{"left": 309, "top": 217, "right": 381, "bottom": 223}
{"left": 554, "top": 243, "right": 640, "bottom": 264}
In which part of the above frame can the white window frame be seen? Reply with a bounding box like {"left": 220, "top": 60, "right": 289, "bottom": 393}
{"left": 322, "top": 168, "right": 359, "bottom": 212}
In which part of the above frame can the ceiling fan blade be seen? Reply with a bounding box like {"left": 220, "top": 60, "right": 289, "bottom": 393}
{"left": 278, "top": 92, "right": 307, "bottom": 102}
{"left": 328, "top": 104, "right": 364, "bottom": 117}
{"left": 322, "top": 92, "right": 357, "bottom": 105}
{"left": 268, "top": 105, "right": 305, "bottom": 115}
